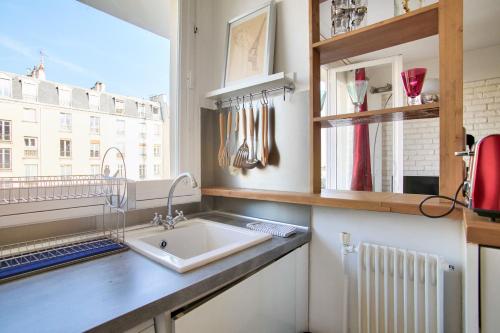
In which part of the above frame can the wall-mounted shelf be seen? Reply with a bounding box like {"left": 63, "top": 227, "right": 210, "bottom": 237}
{"left": 314, "top": 103, "right": 439, "bottom": 128}
{"left": 312, "top": 3, "right": 439, "bottom": 65}
{"left": 205, "top": 72, "right": 295, "bottom": 103}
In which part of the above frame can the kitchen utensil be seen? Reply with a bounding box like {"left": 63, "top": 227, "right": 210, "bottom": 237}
{"left": 233, "top": 105, "right": 249, "bottom": 168}
{"left": 217, "top": 111, "right": 225, "bottom": 167}
{"left": 244, "top": 106, "right": 259, "bottom": 169}
{"left": 221, "top": 111, "right": 232, "bottom": 167}
{"left": 260, "top": 93, "right": 269, "bottom": 167}
{"left": 229, "top": 101, "right": 241, "bottom": 175}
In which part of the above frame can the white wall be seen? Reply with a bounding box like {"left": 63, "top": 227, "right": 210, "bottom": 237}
{"left": 309, "top": 206, "right": 464, "bottom": 333}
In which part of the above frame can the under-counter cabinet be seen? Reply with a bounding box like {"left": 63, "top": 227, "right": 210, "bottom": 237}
{"left": 480, "top": 246, "right": 500, "bottom": 333}
{"left": 170, "top": 245, "right": 309, "bottom": 333}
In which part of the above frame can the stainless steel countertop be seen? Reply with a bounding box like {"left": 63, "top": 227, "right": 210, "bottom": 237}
{"left": 0, "top": 212, "right": 310, "bottom": 333}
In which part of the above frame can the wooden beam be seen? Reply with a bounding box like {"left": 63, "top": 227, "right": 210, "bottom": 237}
{"left": 439, "top": 0, "right": 464, "bottom": 197}
{"left": 309, "top": 0, "right": 322, "bottom": 193}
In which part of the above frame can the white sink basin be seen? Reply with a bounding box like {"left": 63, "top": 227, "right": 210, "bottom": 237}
{"left": 126, "top": 218, "right": 272, "bottom": 273}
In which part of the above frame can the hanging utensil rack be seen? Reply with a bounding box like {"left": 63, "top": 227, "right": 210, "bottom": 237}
{"left": 0, "top": 147, "right": 128, "bottom": 282}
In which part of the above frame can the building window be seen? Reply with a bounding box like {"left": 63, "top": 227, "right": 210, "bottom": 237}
{"left": 138, "top": 103, "right": 146, "bottom": 118}
{"left": 60, "top": 112, "right": 72, "bottom": 131}
{"left": 60, "top": 139, "right": 71, "bottom": 158}
{"left": 154, "top": 164, "right": 160, "bottom": 176}
{"left": 90, "top": 141, "right": 100, "bottom": 158}
{"left": 117, "top": 164, "right": 124, "bottom": 177}
{"left": 25, "top": 164, "right": 38, "bottom": 177}
{"left": 60, "top": 164, "right": 72, "bottom": 176}
{"left": 139, "top": 122, "right": 147, "bottom": 139}
{"left": 0, "top": 120, "right": 11, "bottom": 141}
{"left": 153, "top": 144, "right": 161, "bottom": 157}
{"left": 88, "top": 93, "right": 100, "bottom": 111}
{"left": 116, "top": 119, "right": 125, "bottom": 135}
{"left": 152, "top": 106, "right": 160, "bottom": 120}
{"left": 23, "top": 107, "right": 37, "bottom": 122}
{"left": 90, "top": 116, "right": 100, "bottom": 135}
{"left": 90, "top": 164, "right": 100, "bottom": 175}
{"left": 24, "top": 137, "right": 38, "bottom": 158}
{"left": 139, "top": 164, "right": 146, "bottom": 179}
{"left": 0, "top": 148, "right": 11, "bottom": 170}
{"left": 0, "top": 75, "right": 12, "bottom": 97}
{"left": 154, "top": 124, "right": 161, "bottom": 136}
{"left": 115, "top": 98, "right": 125, "bottom": 114}
{"left": 21, "top": 80, "right": 38, "bottom": 101}
{"left": 139, "top": 143, "right": 147, "bottom": 158}
{"left": 58, "top": 86, "right": 72, "bottom": 107}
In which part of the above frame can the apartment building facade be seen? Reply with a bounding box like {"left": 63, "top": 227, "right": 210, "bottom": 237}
{"left": 0, "top": 66, "right": 168, "bottom": 180}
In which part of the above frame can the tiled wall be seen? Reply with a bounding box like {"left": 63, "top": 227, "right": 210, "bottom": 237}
{"left": 382, "top": 77, "right": 500, "bottom": 191}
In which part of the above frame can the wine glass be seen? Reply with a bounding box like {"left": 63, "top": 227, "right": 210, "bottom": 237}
{"left": 347, "top": 80, "right": 368, "bottom": 112}
{"left": 401, "top": 68, "right": 427, "bottom": 105}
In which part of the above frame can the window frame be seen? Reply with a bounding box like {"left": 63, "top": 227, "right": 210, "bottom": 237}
{"left": 22, "top": 107, "right": 38, "bottom": 123}
{"left": 59, "top": 112, "right": 72, "bottom": 132}
{"left": 89, "top": 116, "right": 100, "bottom": 135}
{"left": 0, "top": 73, "right": 12, "bottom": 98}
{"left": 114, "top": 98, "right": 125, "bottom": 114}
{"left": 0, "top": 148, "right": 11, "bottom": 170}
{"left": 20, "top": 78, "right": 38, "bottom": 102}
{"left": 57, "top": 86, "right": 72, "bottom": 107}
{"left": 88, "top": 92, "right": 100, "bottom": 111}
{"left": 60, "top": 139, "right": 72, "bottom": 158}
{"left": 24, "top": 164, "right": 38, "bottom": 177}
{"left": 24, "top": 136, "right": 38, "bottom": 158}
{"left": 0, "top": 119, "right": 12, "bottom": 141}
{"left": 89, "top": 141, "right": 100, "bottom": 159}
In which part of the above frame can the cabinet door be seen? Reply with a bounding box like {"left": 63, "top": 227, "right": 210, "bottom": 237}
{"left": 480, "top": 246, "right": 500, "bottom": 332}
{"left": 173, "top": 245, "right": 308, "bottom": 333}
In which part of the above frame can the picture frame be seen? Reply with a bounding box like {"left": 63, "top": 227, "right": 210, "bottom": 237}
{"left": 223, "top": 1, "right": 276, "bottom": 88}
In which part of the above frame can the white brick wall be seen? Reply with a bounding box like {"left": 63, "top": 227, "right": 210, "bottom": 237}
{"left": 381, "top": 77, "right": 500, "bottom": 191}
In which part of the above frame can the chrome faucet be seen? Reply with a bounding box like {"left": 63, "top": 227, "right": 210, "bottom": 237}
{"left": 151, "top": 172, "right": 198, "bottom": 230}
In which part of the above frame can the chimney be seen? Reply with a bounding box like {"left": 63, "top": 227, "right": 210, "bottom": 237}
{"left": 92, "top": 81, "right": 106, "bottom": 92}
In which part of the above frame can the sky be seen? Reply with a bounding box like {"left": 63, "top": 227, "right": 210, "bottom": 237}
{"left": 0, "top": 0, "right": 170, "bottom": 99}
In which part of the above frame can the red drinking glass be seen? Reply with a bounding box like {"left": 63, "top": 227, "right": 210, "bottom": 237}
{"left": 401, "top": 68, "right": 427, "bottom": 105}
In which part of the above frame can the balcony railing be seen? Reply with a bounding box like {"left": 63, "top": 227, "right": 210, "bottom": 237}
{"left": 24, "top": 149, "right": 38, "bottom": 158}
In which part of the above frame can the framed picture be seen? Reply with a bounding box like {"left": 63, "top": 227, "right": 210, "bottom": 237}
{"left": 223, "top": 1, "right": 276, "bottom": 87}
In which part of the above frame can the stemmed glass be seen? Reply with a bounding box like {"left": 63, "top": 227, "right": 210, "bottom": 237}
{"left": 347, "top": 80, "right": 368, "bottom": 112}
{"left": 401, "top": 68, "right": 427, "bottom": 105}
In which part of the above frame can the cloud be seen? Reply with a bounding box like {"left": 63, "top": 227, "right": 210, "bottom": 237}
{"left": 0, "top": 35, "right": 36, "bottom": 59}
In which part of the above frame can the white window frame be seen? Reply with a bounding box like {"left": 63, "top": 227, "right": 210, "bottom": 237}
{"left": 0, "top": 0, "right": 201, "bottom": 227}
{"left": 59, "top": 112, "right": 72, "bottom": 132}
{"left": 138, "top": 103, "right": 146, "bottom": 118}
{"left": 23, "top": 107, "right": 38, "bottom": 123}
{"left": 57, "top": 86, "right": 72, "bottom": 107}
{"left": 90, "top": 164, "right": 100, "bottom": 175}
{"left": 88, "top": 92, "right": 100, "bottom": 111}
{"left": 0, "top": 148, "right": 11, "bottom": 170}
{"left": 20, "top": 78, "right": 38, "bottom": 102}
{"left": 60, "top": 139, "right": 72, "bottom": 158}
{"left": 114, "top": 98, "right": 125, "bottom": 114}
{"left": 152, "top": 105, "right": 161, "bottom": 120}
{"left": 0, "top": 119, "right": 12, "bottom": 141}
{"left": 90, "top": 116, "right": 100, "bottom": 135}
{"left": 139, "top": 164, "right": 146, "bottom": 179}
{"left": 90, "top": 142, "right": 100, "bottom": 158}
{"left": 0, "top": 73, "right": 12, "bottom": 98}
{"left": 324, "top": 55, "right": 404, "bottom": 193}
{"left": 24, "top": 136, "right": 38, "bottom": 158}
{"left": 24, "top": 164, "right": 38, "bottom": 177}
{"left": 60, "top": 164, "right": 72, "bottom": 176}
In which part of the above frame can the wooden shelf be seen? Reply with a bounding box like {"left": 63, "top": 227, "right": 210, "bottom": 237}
{"left": 202, "top": 187, "right": 462, "bottom": 219}
{"left": 312, "top": 3, "right": 439, "bottom": 64}
{"left": 314, "top": 103, "right": 439, "bottom": 128}
{"left": 464, "top": 209, "right": 500, "bottom": 247}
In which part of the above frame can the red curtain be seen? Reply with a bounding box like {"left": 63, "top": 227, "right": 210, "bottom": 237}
{"left": 350, "top": 68, "right": 373, "bottom": 191}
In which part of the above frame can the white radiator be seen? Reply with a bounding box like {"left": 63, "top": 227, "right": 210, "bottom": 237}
{"left": 356, "top": 242, "right": 451, "bottom": 333}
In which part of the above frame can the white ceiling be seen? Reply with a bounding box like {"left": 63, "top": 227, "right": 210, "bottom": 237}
{"left": 78, "top": 0, "right": 176, "bottom": 39}
{"left": 320, "top": 0, "right": 500, "bottom": 63}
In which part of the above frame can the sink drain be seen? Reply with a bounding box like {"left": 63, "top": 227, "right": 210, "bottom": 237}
{"left": 159, "top": 240, "right": 167, "bottom": 249}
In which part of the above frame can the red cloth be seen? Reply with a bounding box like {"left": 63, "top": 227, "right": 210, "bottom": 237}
{"left": 350, "top": 68, "right": 373, "bottom": 191}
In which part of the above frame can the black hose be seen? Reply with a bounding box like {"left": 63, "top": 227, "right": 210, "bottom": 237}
{"left": 419, "top": 181, "right": 468, "bottom": 218}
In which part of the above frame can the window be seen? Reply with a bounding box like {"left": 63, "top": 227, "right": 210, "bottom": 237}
{"left": 90, "top": 141, "right": 100, "bottom": 158}
{"left": 115, "top": 98, "right": 124, "bottom": 114}
{"left": 117, "top": 164, "right": 124, "bottom": 177}
{"left": 21, "top": 80, "right": 38, "bottom": 101}
{"left": 24, "top": 137, "right": 38, "bottom": 158}
{"left": 58, "top": 86, "right": 72, "bottom": 107}
{"left": 154, "top": 164, "right": 160, "bottom": 176}
{"left": 23, "top": 107, "right": 37, "bottom": 122}
{"left": 139, "top": 122, "right": 147, "bottom": 139}
{"left": 60, "top": 165, "right": 72, "bottom": 176}
{"left": 0, "top": 74, "right": 11, "bottom": 97}
{"left": 154, "top": 124, "right": 161, "bottom": 136}
{"left": 139, "top": 143, "right": 147, "bottom": 158}
{"left": 116, "top": 119, "right": 125, "bottom": 135}
{"left": 139, "top": 164, "right": 146, "bottom": 179}
{"left": 25, "top": 164, "right": 38, "bottom": 177}
{"left": 0, "top": 120, "right": 11, "bottom": 141}
{"left": 88, "top": 92, "right": 100, "bottom": 111}
{"left": 90, "top": 164, "right": 100, "bottom": 175}
{"left": 138, "top": 103, "right": 146, "bottom": 118}
{"left": 153, "top": 144, "right": 161, "bottom": 157}
{"left": 60, "top": 139, "right": 71, "bottom": 158}
{"left": 90, "top": 116, "right": 100, "bottom": 135}
{"left": 59, "top": 113, "right": 72, "bottom": 131}
{"left": 0, "top": 148, "right": 11, "bottom": 169}
{"left": 152, "top": 106, "right": 160, "bottom": 120}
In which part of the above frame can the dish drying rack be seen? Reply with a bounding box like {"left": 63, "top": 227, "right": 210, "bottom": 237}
{"left": 0, "top": 147, "right": 128, "bottom": 282}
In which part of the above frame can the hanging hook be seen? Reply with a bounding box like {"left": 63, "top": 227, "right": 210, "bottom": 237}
{"left": 216, "top": 100, "right": 222, "bottom": 112}
{"left": 249, "top": 93, "right": 253, "bottom": 108}
{"left": 263, "top": 90, "right": 269, "bottom": 105}
{"left": 283, "top": 86, "right": 286, "bottom": 101}
{"left": 236, "top": 96, "right": 241, "bottom": 110}
{"left": 228, "top": 97, "right": 232, "bottom": 110}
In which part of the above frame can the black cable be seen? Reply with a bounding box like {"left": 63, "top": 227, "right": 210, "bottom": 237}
{"left": 419, "top": 181, "right": 468, "bottom": 218}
